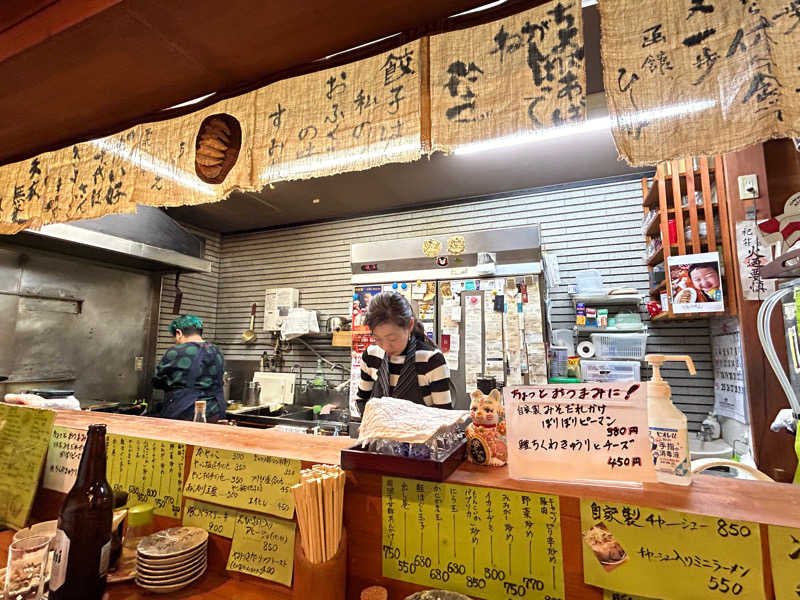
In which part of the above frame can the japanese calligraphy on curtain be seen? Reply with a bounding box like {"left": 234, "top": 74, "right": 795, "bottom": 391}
{"left": 430, "top": 0, "right": 586, "bottom": 152}
{"left": 252, "top": 41, "right": 422, "bottom": 183}
{"left": 600, "top": 0, "right": 800, "bottom": 166}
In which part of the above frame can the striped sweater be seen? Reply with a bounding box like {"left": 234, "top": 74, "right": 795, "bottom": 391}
{"left": 357, "top": 342, "right": 452, "bottom": 408}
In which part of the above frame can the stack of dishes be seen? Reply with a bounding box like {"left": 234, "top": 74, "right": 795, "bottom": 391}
{"left": 136, "top": 526, "right": 208, "bottom": 593}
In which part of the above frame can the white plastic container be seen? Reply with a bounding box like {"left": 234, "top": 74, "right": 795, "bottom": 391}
{"left": 574, "top": 269, "right": 605, "bottom": 294}
{"left": 590, "top": 332, "right": 648, "bottom": 360}
{"left": 646, "top": 354, "right": 696, "bottom": 485}
{"left": 580, "top": 360, "right": 640, "bottom": 382}
{"left": 552, "top": 328, "right": 575, "bottom": 356}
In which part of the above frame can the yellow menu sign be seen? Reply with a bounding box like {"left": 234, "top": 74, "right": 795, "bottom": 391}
{"left": 183, "top": 446, "right": 300, "bottom": 518}
{"left": 106, "top": 433, "right": 185, "bottom": 518}
{"left": 604, "top": 591, "right": 658, "bottom": 600}
{"left": 182, "top": 499, "right": 238, "bottom": 538}
{"left": 382, "top": 476, "right": 564, "bottom": 600}
{"left": 767, "top": 525, "right": 800, "bottom": 600}
{"left": 0, "top": 405, "right": 55, "bottom": 529}
{"left": 580, "top": 499, "right": 765, "bottom": 600}
{"left": 227, "top": 512, "right": 296, "bottom": 586}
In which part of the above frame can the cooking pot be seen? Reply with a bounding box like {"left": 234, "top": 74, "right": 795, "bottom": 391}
{"left": 326, "top": 316, "right": 351, "bottom": 332}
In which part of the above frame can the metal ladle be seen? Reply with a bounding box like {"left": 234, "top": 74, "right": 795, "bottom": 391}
{"left": 242, "top": 303, "right": 258, "bottom": 343}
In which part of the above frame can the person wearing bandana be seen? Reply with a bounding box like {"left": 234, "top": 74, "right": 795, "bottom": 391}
{"left": 356, "top": 291, "right": 452, "bottom": 415}
{"left": 152, "top": 314, "right": 226, "bottom": 422}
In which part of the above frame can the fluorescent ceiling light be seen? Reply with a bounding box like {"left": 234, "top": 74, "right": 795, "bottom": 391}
{"left": 261, "top": 141, "right": 419, "bottom": 181}
{"left": 319, "top": 34, "right": 401, "bottom": 62}
{"left": 453, "top": 99, "right": 716, "bottom": 156}
{"left": 92, "top": 138, "right": 216, "bottom": 196}
{"left": 454, "top": 117, "right": 611, "bottom": 155}
{"left": 450, "top": 0, "right": 507, "bottom": 17}
{"left": 161, "top": 92, "right": 216, "bottom": 111}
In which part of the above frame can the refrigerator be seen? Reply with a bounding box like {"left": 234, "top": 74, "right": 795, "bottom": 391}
{"left": 349, "top": 225, "right": 548, "bottom": 411}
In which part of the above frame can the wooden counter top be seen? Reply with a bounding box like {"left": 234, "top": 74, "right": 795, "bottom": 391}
{"left": 53, "top": 410, "right": 352, "bottom": 465}
{"left": 53, "top": 410, "right": 800, "bottom": 528}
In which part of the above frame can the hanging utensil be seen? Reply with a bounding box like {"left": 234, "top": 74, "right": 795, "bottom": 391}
{"left": 242, "top": 303, "right": 258, "bottom": 344}
{"left": 172, "top": 272, "right": 183, "bottom": 314}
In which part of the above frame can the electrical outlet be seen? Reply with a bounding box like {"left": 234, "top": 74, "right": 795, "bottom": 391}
{"left": 134, "top": 356, "right": 144, "bottom": 371}
{"left": 738, "top": 174, "right": 758, "bottom": 200}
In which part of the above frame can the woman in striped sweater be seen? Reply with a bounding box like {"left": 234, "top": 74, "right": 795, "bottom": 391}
{"left": 356, "top": 291, "right": 453, "bottom": 415}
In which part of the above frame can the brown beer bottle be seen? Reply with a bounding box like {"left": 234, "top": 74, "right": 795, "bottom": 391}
{"left": 50, "top": 424, "right": 114, "bottom": 600}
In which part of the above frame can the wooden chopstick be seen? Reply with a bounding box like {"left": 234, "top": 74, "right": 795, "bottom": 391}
{"left": 293, "top": 465, "right": 345, "bottom": 564}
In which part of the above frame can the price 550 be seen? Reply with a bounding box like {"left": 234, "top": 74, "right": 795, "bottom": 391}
{"left": 708, "top": 575, "right": 743, "bottom": 595}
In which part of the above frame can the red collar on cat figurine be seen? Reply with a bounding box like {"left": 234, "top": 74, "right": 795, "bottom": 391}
{"left": 465, "top": 389, "right": 508, "bottom": 467}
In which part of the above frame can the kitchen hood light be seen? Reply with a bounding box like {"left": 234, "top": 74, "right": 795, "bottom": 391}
{"left": 161, "top": 92, "right": 216, "bottom": 111}
{"left": 453, "top": 99, "right": 715, "bottom": 156}
{"left": 91, "top": 138, "right": 216, "bottom": 196}
{"left": 312, "top": 198, "right": 321, "bottom": 204}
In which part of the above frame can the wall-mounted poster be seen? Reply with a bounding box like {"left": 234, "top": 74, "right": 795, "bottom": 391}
{"left": 667, "top": 251, "right": 724, "bottom": 314}
{"left": 352, "top": 286, "right": 381, "bottom": 332}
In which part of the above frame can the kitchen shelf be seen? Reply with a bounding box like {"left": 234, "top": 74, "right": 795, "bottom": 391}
{"left": 570, "top": 293, "right": 642, "bottom": 306}
{"left": 646, "top": 248, "right": 663, "bottom": 267}
{"left": 651, "top": 310, "right": 725, "bottom": 321}
{"left": 649, "top": 280, "right": 667, "bottom": 298}
{"left": 643, "top": 206, "right": 714, "bottom": 239}
{"left": 575, "top": 325, "right": 646, "bottom": 333}
{"left": 642, "top": 169, "right": 715, "bottom": 209}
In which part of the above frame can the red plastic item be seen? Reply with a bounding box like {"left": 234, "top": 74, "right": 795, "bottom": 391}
{"left": 667, "top": 219, "right": 677, "bottom": 244}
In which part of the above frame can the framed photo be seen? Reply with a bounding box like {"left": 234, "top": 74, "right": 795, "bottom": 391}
{"left": 667, "top": 251, "right": 724, "bottom": 314}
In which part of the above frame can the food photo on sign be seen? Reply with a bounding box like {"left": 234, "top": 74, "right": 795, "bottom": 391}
{"left": 667, "top": 252, "right": 724, "bottom": 314}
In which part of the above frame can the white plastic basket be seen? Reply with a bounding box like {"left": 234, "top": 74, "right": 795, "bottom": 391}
{"left": 580, "top": 360, "right": 640, "bottom": 382}
{"left": 590, "top": 333, "right": 647, "bottom": 360}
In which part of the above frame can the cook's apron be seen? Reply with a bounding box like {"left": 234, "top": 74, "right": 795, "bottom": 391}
{"left": 160, "top": 344, "right": 224, "bottom": 422}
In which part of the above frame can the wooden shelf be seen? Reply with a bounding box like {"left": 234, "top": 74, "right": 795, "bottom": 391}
{"left": 643, "top": 169, "right": 715, "bottom": 209}
{"left": 646, "top": 248, "right": 663, "bottom": 267}
{"left": 649, "top": 280, "right": 667, "bottom": 297}
{"left": 651, "top": 310, "right": 726, "bottom": 321}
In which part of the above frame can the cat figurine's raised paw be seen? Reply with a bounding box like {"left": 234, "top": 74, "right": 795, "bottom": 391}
{"left": 465, "top": 389, "right": 507, "bottom": 467}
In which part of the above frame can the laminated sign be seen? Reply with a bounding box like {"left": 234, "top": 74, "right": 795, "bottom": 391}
{"left": 430, "top": 0, "right": 586, "bottom": 151}
{"left": 599, "top": 0, "right": 800, "bottom": 165}
{"left": 504, "top": 383, "right": 656, "bottom": 483}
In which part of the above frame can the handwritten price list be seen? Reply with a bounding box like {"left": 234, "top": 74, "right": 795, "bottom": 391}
{"left": 226, "top": 511, "right": 296, "bottom": 586}
{"left": 767, "top": 525, "right": 800, "bottom": 600}
{"left": 183, "top": 499, "right": 238, "bottom": 538}
{"left": 0, "top": 405, "right": 55, "bottom": 529}
{"left": 44, "top": 426, "right": 86, "bottom": 493}
{"left": 382, "top": 476, "right": 564, "bottom": 600}
{"left": 106, "top": 434, "right": 185, "bottom": 518}
{"left": 580, "top": 499, "right": 764, "bottom": 600}
{"left": 183, "top": 447, "right": 300, "bottom": 519}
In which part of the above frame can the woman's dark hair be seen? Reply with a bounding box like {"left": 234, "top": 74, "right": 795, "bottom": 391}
{"left": 365, "top": 291, "right": 435, "bottom": 348}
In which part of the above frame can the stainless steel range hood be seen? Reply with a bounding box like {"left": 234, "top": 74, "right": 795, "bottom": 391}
{"left": 8, "top": 206, "right": 211, "bottom": 273}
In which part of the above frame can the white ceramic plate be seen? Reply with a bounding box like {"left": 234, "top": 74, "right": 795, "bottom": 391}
{"left": 136, "top": 559, "right": 207, "bottom": 584}
{"left": 135, "top": 564, "right": 207, "bottom": 593}
{"left": 137, "top": 527, "right": 208, "bottom": 558}
{"left": 137, "top": 542, "right": 207, "bottom": 565}
{"left": 136, "top": 553, "right": 207, "bottom": 578}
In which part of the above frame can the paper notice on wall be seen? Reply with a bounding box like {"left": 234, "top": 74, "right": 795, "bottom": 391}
{"left": 711, "top": 318, "right": 749, "bottom": 424}
{"left": 227, "top": 512, "right": 296, "bottom": 586}
{"left": 382, "top": 477, "right": 564, "bottom": 599}
{"left": 44, "top": 426, "right": 87, "bottom": 493}
{"left": 581, "top": 499, "right": 763, "bottom": 600}
{"left": 451, "top": 280, "right": 464, "bottom": 294}
{"left": 445, "top": 352, "right": 459, "bottom": 371}
{"left": 464, "top": 294, "right": 483, "bottom": 388}
{"left": 450, "top": 305, "right": 462, "bottom": 322}
{"left": 184, "top": 447, "right": 300, "bottom": 518}
{"left": 411, "top": 283, "right": 426, "bottom": 299}
{"left": 736, "top": 221, "right": 776, "bottom": 301}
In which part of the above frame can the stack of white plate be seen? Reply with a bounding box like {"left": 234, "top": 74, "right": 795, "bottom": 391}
{"left": 136, "top": 526, "right": 208, "bottom": 593}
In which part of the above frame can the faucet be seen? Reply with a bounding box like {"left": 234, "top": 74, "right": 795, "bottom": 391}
{"left": 290, "top": 363, "right": 304, "bottom": 390}
{"left": 699, "top": 422, "right": 714, "bottom": 442}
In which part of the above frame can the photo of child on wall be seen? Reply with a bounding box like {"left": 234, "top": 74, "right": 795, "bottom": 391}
{"left": 667, "top": 251, "right": 724, "bottom": 314}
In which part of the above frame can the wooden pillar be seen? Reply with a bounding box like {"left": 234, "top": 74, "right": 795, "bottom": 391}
{"left": 722, "top": 144, "right": 797, "bottom": 482}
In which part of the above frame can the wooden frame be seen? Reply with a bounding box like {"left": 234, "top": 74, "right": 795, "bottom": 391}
{"left": 642, "top": 155, "right": 738, "bottom": 320}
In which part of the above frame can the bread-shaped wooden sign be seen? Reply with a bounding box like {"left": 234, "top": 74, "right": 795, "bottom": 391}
{"left": 194, "top": 114, "right": 241, "bottom": 184}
